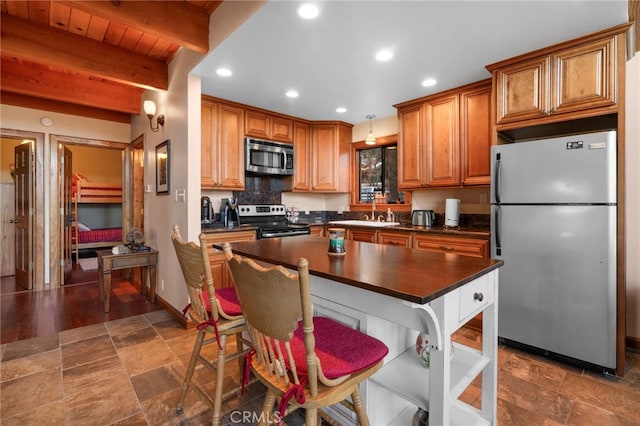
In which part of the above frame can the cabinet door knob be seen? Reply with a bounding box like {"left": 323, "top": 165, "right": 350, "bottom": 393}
{"left": 474, "top": 292, "right": 484, "bottom": 302}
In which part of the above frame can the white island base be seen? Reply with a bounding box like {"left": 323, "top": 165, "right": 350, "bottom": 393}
{"left": 309, "top": 270, "right": 498, "bottom": 426}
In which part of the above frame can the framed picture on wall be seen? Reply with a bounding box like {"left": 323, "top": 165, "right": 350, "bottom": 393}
{"left": 156, "top": 140, "right": 170, "bottom": 194}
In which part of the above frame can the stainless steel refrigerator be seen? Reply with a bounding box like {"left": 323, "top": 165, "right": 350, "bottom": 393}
{"left": 490, "top": 130, "right": 617, "bottom": 371}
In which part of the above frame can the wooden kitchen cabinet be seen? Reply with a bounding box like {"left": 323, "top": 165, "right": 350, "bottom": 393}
{"left": 460, "top": 83, "right": 492, "bottom": 185}
{"left": 309, "top": 224, "right": 324, "bottom": 237}
{"left": 201, "top": 97, "right": 245, "bottom": 190}
{"left": 311, "top": 122, "right": 352, "bottom": 192}
{"left": 346, "top": 228, "right": 377, "bottom": 243}
{"left": 204, "top": 230, "right": 256, "bottom": 289}
{"left": 396, "top": 79, "right": 491, "bottom": 189}
{"left": 413, "top": 234, "right": 489, "bottom": 258}
{"left": 378, "top": 231, "right": 412, "bottom": 248}
{"left": 292, "top": 121, "right": 311, "bottom": 191}
{"left": 245, "top": 109, "right": 293, "bottom": 143}
{"left": 397, "top": 103, "right": 425, "bottom": 190}
{"left": 425, "top": 94, "right": 459, "bottom": 187}
{"left": 487, "top": 25, "right": 627, "bottom": 129}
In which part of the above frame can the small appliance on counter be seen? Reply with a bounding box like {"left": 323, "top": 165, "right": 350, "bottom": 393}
{"left": 444, "top": 198, "right": 461, "bottom": 227}
{"left": 411, "top": 210, "right": 435, "bottom": 227}
{"left": 221, "top": 198, "right": 240, "bottom": 227}
{"left": 201, "top": 196, "right": 213, "bottom": 224}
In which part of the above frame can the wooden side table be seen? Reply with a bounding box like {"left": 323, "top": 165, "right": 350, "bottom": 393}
{"left": 96, "top": 248, "right": 159, "bottom": 312}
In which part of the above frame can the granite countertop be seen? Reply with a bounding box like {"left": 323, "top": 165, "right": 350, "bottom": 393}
{"left": 202, "top": 222, "right": 489, "bottom": 239}
{"left": 200, "top": 224, "right": 259, "bottom": 234}
{"left": 218, "top": 236, "right": 502, "bottom": 305}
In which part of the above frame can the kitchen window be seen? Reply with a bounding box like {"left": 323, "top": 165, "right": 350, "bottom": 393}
{"left": 349, "top": 135, "right": 411, "bottom": 212}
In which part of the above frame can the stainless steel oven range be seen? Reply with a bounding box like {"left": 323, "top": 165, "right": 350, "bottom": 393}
{"left": 237, "top": 204, "right": 310, "bottom": 239}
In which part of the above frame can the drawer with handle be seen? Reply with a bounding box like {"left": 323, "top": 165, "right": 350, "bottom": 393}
{"left": 458, "top": 274, "right": 491, "bottom": 323}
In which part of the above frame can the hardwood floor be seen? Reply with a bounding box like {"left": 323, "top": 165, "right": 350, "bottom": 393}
{"left": 1, "top": 264, "right": 163, "bottom": 345}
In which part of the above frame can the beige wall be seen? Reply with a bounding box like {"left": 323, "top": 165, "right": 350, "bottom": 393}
{"left": 0, "top": 137, "right": 23, "bottom": 184}
{"left": 625, "top": 53, "right": 640, "bottom": 340}
{"left": 67, "top": 145, "right": 122, "bottom": 184}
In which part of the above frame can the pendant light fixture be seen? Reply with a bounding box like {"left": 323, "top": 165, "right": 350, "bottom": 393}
{"left": 365, "top": 114, "right": 377, "bottom": 145}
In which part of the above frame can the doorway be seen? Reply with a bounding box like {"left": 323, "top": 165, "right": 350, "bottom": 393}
{"left": 49, "top": 135, "right": 131, "bottom": 288}
{"left": 0, "top": 130, "right": 44, "bottom": 294}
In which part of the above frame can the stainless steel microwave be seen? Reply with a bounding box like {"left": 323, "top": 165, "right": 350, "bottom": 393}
{"left": 245, "top": 138, "right": 294, "bottom": 176}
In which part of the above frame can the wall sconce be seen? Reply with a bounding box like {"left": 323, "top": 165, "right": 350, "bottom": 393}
{"left": 365, "top": 114, "right": 377, "bottom": 145}
{"left": 143, "top": 100, "right": 165, "bottom": 132}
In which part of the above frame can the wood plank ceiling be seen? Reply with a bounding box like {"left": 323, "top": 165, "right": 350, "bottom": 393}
{"left": 0, "top": 0, "right": 221, "bottom": 122}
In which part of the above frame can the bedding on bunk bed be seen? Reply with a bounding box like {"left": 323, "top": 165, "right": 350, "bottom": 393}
{"left": 72, "top": 223, "right": 122, "bottom": 244}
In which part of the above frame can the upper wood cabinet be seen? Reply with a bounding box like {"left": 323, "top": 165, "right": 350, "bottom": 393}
{"left": 460, "top": 84, "right": 491, "bottom": 185}
{"left": 487, "top": 24, "right": 629, "bottom": 130}
{"left": 396, "top": 79, "right": 492, "bottom": 189}
{"left": 201, "top": 97, "right": 245, "bottom": 190}
{"left": 425, "top": 94, "right": 460, "bottom": 187}
{"left": 292, "top": 121, "right": 311, "bottom": 191}
{"left": 245, "top": 109, "right": 293, "bottom": 143}
{"left": 311, "top": 122, "right": 352, "bottom": 192}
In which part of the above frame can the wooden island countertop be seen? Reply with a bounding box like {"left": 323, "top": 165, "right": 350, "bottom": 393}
{"left": 217, "top": 235, "right": 502, "bottom": 305}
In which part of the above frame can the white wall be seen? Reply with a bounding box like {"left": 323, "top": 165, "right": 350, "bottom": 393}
{"left": 625, "top": 53, "right": 640, "bottom": 340}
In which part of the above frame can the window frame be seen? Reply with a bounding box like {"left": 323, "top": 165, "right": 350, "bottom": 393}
{"left": 349, "top": 134, "right": 411, "bottom": 212}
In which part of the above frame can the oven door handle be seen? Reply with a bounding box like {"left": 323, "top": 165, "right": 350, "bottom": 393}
{"left": 261, "top": 229, "right": 310, "bottom": 238}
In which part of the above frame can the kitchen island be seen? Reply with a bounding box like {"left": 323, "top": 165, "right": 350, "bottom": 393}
{"left": 220, "top": 235, "right": 502, "bottom": 425}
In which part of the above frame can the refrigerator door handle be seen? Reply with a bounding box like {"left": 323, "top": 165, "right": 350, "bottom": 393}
{"left": 494, "top": 205, "right": 502, "bottom": 256}
{"left": 493, "top": 153, "right": 501, "bottom": 204}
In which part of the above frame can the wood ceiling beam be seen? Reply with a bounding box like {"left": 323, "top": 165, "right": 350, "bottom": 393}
{"left": 1, "top": 59, "right": 142, "bottom": 114}
{"left": 1, "top": 91, "right": 131, "bottom": 123}
{"left": 57, "top": 0, "right": 210, "bottom": 54}
{"left": 1, "top": 14, "right": 167, "bottom": 91}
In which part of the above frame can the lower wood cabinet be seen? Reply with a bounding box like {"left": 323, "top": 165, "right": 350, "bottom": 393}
{"left": 412, "top": 234, "right": 489, "bottom": 258}
{"left": 309, "top": 225, "right": 324, "bottom": 237}
{"left": 378, "top": 231, "right": 412, "bottom": 248}
{"left": 347, "top": 228, "right": 377, "bottom": 243}
{"left": 204, "top": 230, "right": 256, "bottom": 289}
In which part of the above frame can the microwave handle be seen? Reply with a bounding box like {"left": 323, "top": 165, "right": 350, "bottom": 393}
{"left": 281, "top": 152, "right": 286, "bottom": 171}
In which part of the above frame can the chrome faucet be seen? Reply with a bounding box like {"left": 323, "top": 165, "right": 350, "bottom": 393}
{"left": 371, "top": 198, "right": 376, "bottom": 221}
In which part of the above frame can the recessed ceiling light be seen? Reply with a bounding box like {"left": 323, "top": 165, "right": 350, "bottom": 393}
{"left": 298, "top": 4, "right": 319, "bottom": 19}
{"left": 286, "top": 90, "right": 299, "bottom": 98}
{"left": 421, "top": 78, "right": 437, "bottom": 87}
{"left": 375, "top": 50, "right": 393, "bottom": 62}
{"left": 216, "top": 68, "right": 232, "bottom": 77}
{"left": 336, "top": 107, "right": 347, "bottom": 113}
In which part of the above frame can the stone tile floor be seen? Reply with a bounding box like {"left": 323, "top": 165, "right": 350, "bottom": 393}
{"left": 1, "top": 310, "right": 639, "bottom": 425}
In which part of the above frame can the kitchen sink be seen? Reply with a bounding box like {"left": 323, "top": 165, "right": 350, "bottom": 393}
{"left": 328, "top": 220, "right": 400, "bottom": 227}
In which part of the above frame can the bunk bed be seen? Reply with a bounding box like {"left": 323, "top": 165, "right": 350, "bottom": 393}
{"left": 72, "top": 180, "right": 123, "bottom": 260}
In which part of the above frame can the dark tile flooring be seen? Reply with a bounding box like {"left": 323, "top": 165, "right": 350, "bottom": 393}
{"left": 1, "top": 271, "right": 640, "bottom": 425}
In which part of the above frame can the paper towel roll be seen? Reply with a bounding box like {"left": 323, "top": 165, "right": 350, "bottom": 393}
{"left": 445, "top": 198, "right": 460, "bottom": 227}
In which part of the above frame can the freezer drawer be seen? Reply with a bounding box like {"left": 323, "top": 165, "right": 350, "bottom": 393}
{"left": 491, "top": 204, "right": 616, "bottom": 369}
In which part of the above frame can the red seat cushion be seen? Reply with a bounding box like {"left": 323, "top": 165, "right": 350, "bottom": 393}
{"left": 289, "top": 317, "right": 388, "bottom": 379}
{"left": 203, "top": 287, "right": 243, "bottom": 316}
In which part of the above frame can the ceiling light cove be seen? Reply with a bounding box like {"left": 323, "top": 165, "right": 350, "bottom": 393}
{"left": 216, "top": 68, "right": 232, "bottom": 77}
{"left": 421, "top": 78, "right": 437, "bottom": 87}
{"left": 286, "top": 90, "right": 299, "bottom": 98}
{"left": 375, "top": 50, "right": 394, "bottom": 62}
{"left": 298, "top": 4, "right": 320, "bottom": 20}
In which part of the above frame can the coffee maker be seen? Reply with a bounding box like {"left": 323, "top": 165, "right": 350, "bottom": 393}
{"left": 201, "top": 196, "right": 213, "bottom": 224}
{"left": 220, "top": 198, "right": 240, "bottom": 227}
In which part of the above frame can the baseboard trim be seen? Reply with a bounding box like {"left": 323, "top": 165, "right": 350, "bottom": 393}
{"left": 155, "top": 295, "right": 194, "bottom": 329}
{"left": 626, "top": 335, "right": 640, "bottom": 351}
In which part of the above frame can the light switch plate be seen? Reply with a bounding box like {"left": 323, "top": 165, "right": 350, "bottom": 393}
{"left": 175, "top": 189, "right": 186, "bottom": 202}
{"left": 144, "top": 184, "right": 152, "bottom": 193}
